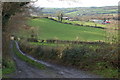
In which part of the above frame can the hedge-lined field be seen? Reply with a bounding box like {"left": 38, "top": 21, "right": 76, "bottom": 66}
{"left": 27, "top": 18, "right": 106, "bottom": 42}
{"left": 52, "top": 18, "right": 107, "bottom": 28}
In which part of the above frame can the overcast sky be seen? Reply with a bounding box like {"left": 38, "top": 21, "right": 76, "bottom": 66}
{"left": 33, "top": 0, "right": 120, "bottom": 8}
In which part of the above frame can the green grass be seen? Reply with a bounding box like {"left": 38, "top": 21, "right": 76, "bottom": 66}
{"left": 62, "top": 20, "right": 107, "bottom": 27}
{"left": 0, "top": 57, "right": 2, "bottom": 78}
{"left": 66, "top": 11, "right": 78, "bottom": 16}
{"left": 0, "top": 68, "right": 1, "bottom": 78}
{"left": 93, "top": 68, "right": 118, "bottom": 78}
{"left": 30, "top": 42, "right": 102, "bottom": 49}
{"left": 92, "top": 62, "right": 118, "bottom": 78}
{"left": 52, "top": 18, "right": 118, "bottom": 30}
{"left": 2, "top": 59, "right": 15, "bottom": 75}
{"left": 13, "top": 41, "right": 45, "bottom": 69}
{"left": 27, "top": 18, "right": 106, "bottom": 42}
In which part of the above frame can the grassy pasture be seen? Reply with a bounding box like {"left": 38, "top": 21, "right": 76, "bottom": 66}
{"left": 62, "top": 20, "right": 107, "bottom": 27}
{"left": 27, "top": 18, "right": 106, "bottom": 42}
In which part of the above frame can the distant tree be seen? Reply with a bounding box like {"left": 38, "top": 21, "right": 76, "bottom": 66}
{"left": 57, "top": 11, "right": 63, "bottom": 22}
{"left": 60, "top": 12, "right": 63, "bottom": 22}
{"left": 103, "top": 18, "right": 106, "bottom": 22}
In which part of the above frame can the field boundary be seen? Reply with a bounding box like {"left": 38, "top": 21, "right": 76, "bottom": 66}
{"left": 27, "top": 38, "right": 108, "bottom": 45}
{"left": 47, "top": 18, "right": 107, "bottom": 29}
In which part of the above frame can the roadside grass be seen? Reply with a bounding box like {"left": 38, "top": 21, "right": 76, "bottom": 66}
{"left": 0, "top": 68, "right": 1, "bottom": 78}
{"left": 80, "top": 61, "right": 118, "bottom": 78}
{"left": 0, "top": 57, "right": 2, "bottom": 78}
{"left": 92, "top": 62, "right": 118, "bottom": 78}
{"left": 13, "top": 41, "right": 45, "bottom": 69}
{"left": 2, "top": 59, "right": 15, "bottom": 75}
{"left": 27, "top": 18, "right": 106, "bottom": 42}
{"left": 93, "top": 68, "right": 118, "bottom": 78}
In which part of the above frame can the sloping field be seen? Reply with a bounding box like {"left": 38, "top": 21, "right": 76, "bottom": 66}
{"left": 27, "top": 18, "right": 106, "bottom": 42}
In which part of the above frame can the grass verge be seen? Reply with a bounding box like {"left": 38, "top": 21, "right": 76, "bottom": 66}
{"left": 2, "top": 59, "right": 15, "bottom": 75}
{"left": 92, "top": 62, "right": 118, "bottom": 78}
{"left": 13, "top": 41, "right": 45, "bottom": 69}
{"left": 0, "top": 68, "right": 1, "bottom": 78}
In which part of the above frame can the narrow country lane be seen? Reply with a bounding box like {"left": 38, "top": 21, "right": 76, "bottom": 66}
{"left": 5, "top": 41, "right": 103, "bottom": 78}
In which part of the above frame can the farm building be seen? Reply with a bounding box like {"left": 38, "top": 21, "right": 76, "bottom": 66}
{"left": 62, "top": 17, "right": 69, "bottom": 20}
{"left": 90, "top": 19, "right": 110, "bottom": 24}
{"left": 102, "top": 20, "right": 111, "bottom": 24}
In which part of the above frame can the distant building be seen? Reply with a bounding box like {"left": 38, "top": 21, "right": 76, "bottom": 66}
{"left": 10, "top": 36, "right": 14, "bottom": 40}
{"left": 90, "top": 19, "right": 110, "bottom": 24}
{"left": 62, "top": 17, "right": 69, "bottom": 20}
{"left": 52, "top": 16, "right": 69, "bottom": 20}
{"left": 102, "top": 20, "right": 111, "bottom": 24}
{"left": 90, "top": 19, "right": 103, "bottom": 23}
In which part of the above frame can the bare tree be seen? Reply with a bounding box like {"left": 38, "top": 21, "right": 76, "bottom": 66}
{"left": 29, "top": 6, "right": 44, "bottom": 17}
{"left": 56, "top": 11, "right": 63, "bottom": 22}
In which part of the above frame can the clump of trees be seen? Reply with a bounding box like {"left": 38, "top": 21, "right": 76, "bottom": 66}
{"left": 2, "top": 2, "right": 29, "bottom": 29}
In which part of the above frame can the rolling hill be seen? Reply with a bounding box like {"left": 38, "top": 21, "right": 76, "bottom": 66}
{"left": 26, "top": 18, "right": 106, "bottom": 42}
{"left": 42, "top": 6, "right": 118, "bottom": 17}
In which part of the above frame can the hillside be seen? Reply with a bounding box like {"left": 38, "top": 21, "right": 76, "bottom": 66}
{"left": 42, "top": 6, "right": 118, "bottom": 17}
{"left": 26, "top": 18, "right": 106, "bottom": 42}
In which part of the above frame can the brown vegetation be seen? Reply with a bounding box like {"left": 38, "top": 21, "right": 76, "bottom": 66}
{"left": 2, "top": 2, "right": 29, "bottom": 74}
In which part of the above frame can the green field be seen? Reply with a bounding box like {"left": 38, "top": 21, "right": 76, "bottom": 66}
{"left": 52, "top": 17, "right": 107, "bottom": 28}
{"left": 62, "top": 20, "right": 107, "bottom": 28}
{"left": 27, "top": 18, "right": 106, "bottom": 42}
{"left": 51, "top": 18, "right": 119, "bottom": 30}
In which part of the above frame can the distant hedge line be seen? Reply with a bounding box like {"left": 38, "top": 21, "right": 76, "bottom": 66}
{"left": 27, "top": 38, "right": 106, "bottom": 45}
{"left": 48, "top": 18, "right": 106, "bottom": 29}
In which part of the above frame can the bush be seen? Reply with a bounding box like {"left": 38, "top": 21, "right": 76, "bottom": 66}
{"left": 2, "top": 59, "right": 15, "bottom": 75}
{"left": 61, "top": 46, "right": 96, "bottom": 65}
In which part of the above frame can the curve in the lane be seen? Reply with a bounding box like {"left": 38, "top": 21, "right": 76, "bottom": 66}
{"left": 11, "top": 41, "right": 103, "bottom": 78}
